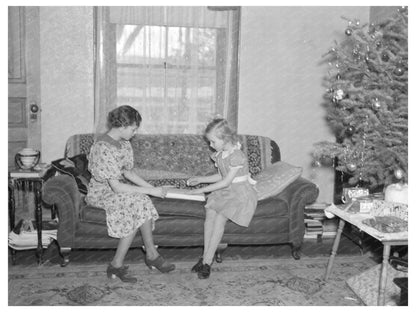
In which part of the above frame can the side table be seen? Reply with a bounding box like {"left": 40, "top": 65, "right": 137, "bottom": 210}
{"left": 8, "top": 169, "right": 47, "bottom": 265}
{"left": 323, "top": 204, "right": 408, "bottom": 306}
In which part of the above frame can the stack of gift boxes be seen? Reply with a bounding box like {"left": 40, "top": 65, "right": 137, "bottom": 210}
{"left": 332, "top": 187, "right": 408, "bottom": 234}
{"left": 304, "top": 186, "right": 408, "bottom": 240}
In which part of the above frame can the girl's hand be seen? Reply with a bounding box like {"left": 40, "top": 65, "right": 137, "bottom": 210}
{"left": 187, "top": 177, "right": 201, "bottom": 186}
{"left": 150, "top": 187, "right": 167, "bottom": 198}
{"left": 188, "top": 188, "right": 203, "bottom": 195}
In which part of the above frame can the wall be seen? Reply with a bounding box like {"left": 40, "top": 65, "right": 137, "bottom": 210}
{"left": 238, "top": 7, "right": 370, "bottom": 202}
{"left": 38, "top": 6, "right": 373, "bottom": 202}
{"left": 40, "top": 7, "right": 94, "bottom": 163}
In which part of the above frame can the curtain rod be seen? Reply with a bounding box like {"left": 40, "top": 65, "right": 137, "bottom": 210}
{"left": 207, "top": 6, "right": 240, "bottom": 11}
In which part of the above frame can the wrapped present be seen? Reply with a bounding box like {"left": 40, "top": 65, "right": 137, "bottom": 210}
{"left": 341, "top": 187, "right": 369, "bottom": 203}
{"left": 371, "top": 199, "right": 408, "bottom": 221}
{"left": 362, "top": 216, "right": 407, "bottom": 233}
{"left": 384, "top": 183, "right": 408, "bottom": 205}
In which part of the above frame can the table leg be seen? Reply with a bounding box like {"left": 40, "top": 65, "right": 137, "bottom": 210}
{"left": 378, "top": 244, "right": 391, "bottom": 306}
{"left": 34, "top": 180, "right": 43, "bottom": 265}
{"left": 324, "top": 219, "right": 345, "bottom": 281}
{"left": 8, "top": 183, "right": 16, "bottom": 265}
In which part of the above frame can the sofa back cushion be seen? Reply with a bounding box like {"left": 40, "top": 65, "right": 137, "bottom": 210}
{"left": 65, "top": 133, "right": 280, "bottom": 176}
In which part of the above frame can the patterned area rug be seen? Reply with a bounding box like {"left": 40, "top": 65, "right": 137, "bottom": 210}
{"left": 9, "top": 256, "right": 375, "bottom": 306}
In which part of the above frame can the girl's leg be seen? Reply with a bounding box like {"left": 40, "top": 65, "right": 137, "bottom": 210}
{"left": 139, "top": 218, "right": 159, "bottom": 260}
{"left": 203, "top": 213, "right": 228, "bottom": 264}
{"left": 203, "top": 209, "right": 217, "bottom": 259}
{"left": 111, "top": 227, "right": 139, "bottom": 268}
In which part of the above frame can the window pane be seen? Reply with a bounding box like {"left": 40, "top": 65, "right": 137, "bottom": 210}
{"left": 115, "top": 24, "right": 223, "bottom": 134}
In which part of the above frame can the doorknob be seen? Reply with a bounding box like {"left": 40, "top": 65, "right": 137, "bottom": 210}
{"left": 30, "top": 102, "right": 39, "bottom": 121}
{"left": 30, "top": 103, "right": 39, "bottom": 113}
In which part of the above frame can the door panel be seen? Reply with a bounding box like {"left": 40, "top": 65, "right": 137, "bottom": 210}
{"left": 8, "top": 7, "right": 41, "bottom": 169}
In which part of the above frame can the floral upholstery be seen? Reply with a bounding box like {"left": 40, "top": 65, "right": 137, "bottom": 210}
{"left": 65, "top": 134, "right": 280, "bottom": 177}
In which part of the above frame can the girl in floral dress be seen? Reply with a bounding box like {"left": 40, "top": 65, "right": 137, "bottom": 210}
{"left": 86, "top": 105, "right": 175, "bottom": 283}
{"left": 187, "top": 118, "right": 258, "bottom": 279}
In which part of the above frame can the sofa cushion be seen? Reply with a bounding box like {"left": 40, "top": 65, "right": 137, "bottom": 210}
{"left": 80, "top": 195, "right": 289, "bottom": 225}
{"left": 255, "top": 161, "right": 302, "bottom": 200}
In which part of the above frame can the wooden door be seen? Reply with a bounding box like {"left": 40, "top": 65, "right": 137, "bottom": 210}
{"left": 8, "top": 7, "right": 41, "bottom": 169}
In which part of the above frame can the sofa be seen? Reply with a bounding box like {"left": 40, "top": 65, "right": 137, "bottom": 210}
{"left": 42, "top": 133, "right": 319, "bottom": 266}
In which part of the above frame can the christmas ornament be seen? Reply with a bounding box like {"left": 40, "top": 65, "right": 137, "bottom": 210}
{"left": 320, "top": 156, "right": 334, "bottom": 166}
{"left": 355, "top": 19, "right": 360, "bottom": 26}
{"left": 398, "top": 6, "right": 407, "bottom": 13}
{"left": 368, "top": 23, "right": 376, "bottom": 34}
{"left": 394, "top": 66, "right": 405, "bottom": 76}
{"left": 352, "top": 48, "right": 360, "bottom": 58}
{"left": 333, "top": 89, "right": 345, "bottom": 101}
{"left": 345, "top": 28, "right": 352, "bottom": 36}
{"left": 365, "top": 52, "right": 376, "bottom": 62}
{"left": 312, "top": 160, "right": 321, "bottom": 167}
{"left": 346, "top": 163, "right": 357, "bottom": 172}
{"left": 371, "top": 98, "right": 381, "bottom": 110}
{"left": 394, "top": 168, "right": 404, "bottom": 180}
{"left": 345, "top": 125, "right": 355, "bottom": 136}
{"left": 381, "top": 52, "right": 389, "bottom": 62}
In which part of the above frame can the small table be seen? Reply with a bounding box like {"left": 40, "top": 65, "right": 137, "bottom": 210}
{"left": 8, "top": 170, "right": 46, "bottom": 265}
{"left": 323, "top": 204, "right": 408, "bottom": 306}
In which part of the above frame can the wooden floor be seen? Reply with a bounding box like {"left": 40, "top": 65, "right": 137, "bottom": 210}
{"left": 10, "top": 228, "right": 403, "bottom": 268}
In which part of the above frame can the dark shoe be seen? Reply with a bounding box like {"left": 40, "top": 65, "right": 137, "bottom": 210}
{"left": 145, "top": 255, "right": 175, "bottom": 273}
{"left": 107, "top": 264, "right": 137, "bottom": 283}
{"left": 197, "top": 263, "right": 211, "bottom": 279}
{"left": 191, "top": 257, "right": 203, "bottom": 273}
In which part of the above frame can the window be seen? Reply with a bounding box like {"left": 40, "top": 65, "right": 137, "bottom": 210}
{"left": 94, "top": 6, "right": 240, "bottom": 134}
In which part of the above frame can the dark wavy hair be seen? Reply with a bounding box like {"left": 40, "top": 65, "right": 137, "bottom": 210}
{"left": 107, "top": 105, "right": 142, "bottom": 129}
{"left": 204, "top": 118, "right": 238, "bottom": 144}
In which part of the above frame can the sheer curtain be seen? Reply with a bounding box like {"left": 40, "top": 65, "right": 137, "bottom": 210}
{"left": 94, "top": 6, "right": 240, "bottom": 134}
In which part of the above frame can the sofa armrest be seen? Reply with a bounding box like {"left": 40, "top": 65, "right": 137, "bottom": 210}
{"left": 278, "top": 177, "right": 319, "bottom": 207}
{"left": 275, "top": 177, "right": 319, "bottom": 246}
{"left": 42, "top": 175, "right": 81, "bottom": 249}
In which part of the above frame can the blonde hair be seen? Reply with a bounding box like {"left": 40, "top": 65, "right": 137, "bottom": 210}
{"left": 205, "top": 118, "right": 238, "bottom": 144}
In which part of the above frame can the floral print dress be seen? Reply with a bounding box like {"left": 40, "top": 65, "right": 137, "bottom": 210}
{"left": 85, "top": 134, "right": 159, "bottom": 238}
{"left": 205, "top": 147, "right": 258, "bottom": 227}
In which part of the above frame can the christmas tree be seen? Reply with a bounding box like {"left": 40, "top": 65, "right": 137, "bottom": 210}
{"left": 313, "top": 7, "right": 408, "bottom": 191}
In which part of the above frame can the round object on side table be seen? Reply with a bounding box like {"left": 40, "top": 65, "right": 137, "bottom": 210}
{"left": 15, "top": 148, "right": 40, "bottom": 170}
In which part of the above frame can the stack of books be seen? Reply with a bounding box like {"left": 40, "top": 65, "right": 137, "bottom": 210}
{"left": 304, "top": 202, "right": 337, "bottom": 240}
{"left": 304, "top": 218, "right": 324, "bottom": 239}
{"left": 322, "top": 218, "right": 339, "bottom": 238}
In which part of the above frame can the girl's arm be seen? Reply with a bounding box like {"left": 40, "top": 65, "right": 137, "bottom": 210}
{"left": 189, "top": 167, "right": 240, "bottom": 194}
{"left": 108, "top": 179, "right": 166, "bottom": 198}
{"left": 123, "top": 168, "right": 154, "bottom": 188}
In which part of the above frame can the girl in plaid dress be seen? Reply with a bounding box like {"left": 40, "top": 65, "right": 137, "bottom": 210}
{"left": 187, "top": 119, "right": 257, "bottom": 279}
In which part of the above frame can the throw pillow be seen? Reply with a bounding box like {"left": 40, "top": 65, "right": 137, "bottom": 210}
{"left": 254, "top": 161, "right": 302, "bottom": 200}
